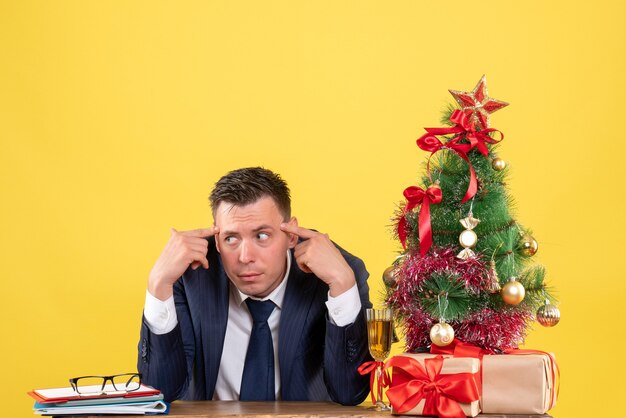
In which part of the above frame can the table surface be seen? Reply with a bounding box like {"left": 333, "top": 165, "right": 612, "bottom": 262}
{"left": 82, "top": 400, "right": 553, "bottom": 418}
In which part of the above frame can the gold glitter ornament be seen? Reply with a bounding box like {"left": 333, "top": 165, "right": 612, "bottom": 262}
{"left": 457, "top": 214, "right": 480, "bottom": 259}
{"left": 430, "top": 321, "right": 455, "bottom": 347}
{"left": 382, "top": 265, "right": 399, "bottom": 288}
{"left": 536, "top": 300, "right": 560, "bottom": 327}
{"left": 519, "top": 234, "right": 539, "bottom": 256}
{"left": 485, "top": 260, "right": 501, "bottom": 293}
{"left": 502, "top": 277, "right": 525, "bottom": 305}
{"left": 492, "top": 157, "right": 507, "bottom": 171}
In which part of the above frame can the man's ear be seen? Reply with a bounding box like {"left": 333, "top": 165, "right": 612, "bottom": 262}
{"left": 287, "top": 217, "right": 298, "bottom": 248}
{"left": 214, "top": 224, "right": 221, "bottom": 254}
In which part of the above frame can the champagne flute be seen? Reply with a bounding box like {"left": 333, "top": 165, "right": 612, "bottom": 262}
{"left": 366, "top": 307, "right": 393, "bottom": 411}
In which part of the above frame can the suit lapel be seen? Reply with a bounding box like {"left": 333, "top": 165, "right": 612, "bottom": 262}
{"left": 199, "top": 242, "right": 229, "bottom": 398}
{"left": 278, "top": 254, "right": 319, "bottom": 390}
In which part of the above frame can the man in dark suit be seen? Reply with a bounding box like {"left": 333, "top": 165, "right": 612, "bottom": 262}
{"left": 138, "top": 167, "right": 371, "bottom": 405}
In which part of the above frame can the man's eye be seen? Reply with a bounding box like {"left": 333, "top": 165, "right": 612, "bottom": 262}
{"left": 257, "top": 232, "right": 269, "bottom": 241}
{"left": 225, "top": 236, "right": 237, "bottom": 244}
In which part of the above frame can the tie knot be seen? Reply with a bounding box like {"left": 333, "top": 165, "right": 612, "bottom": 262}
{"left": 245, "top": 299, "right": 275, "bottom": 323}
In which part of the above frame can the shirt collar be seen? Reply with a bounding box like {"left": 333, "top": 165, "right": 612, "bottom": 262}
{"left": 232, "top": 250, "right": 291, "bottom": 310}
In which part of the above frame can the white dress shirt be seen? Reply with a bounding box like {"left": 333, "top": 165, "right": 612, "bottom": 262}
{"left": 143, "top": 251, "right": 362, "bottom": 400}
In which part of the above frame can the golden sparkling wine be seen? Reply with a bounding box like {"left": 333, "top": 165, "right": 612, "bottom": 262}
{"left": 367, "top": 319, "right": 393, "bottom": 360}
{"left": 365, "top": 308, "right": 393, "bottom": 411}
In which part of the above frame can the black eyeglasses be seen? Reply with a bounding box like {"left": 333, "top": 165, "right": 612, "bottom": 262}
{"left": 69, "top": 373, "right": 142, "bottom": 395}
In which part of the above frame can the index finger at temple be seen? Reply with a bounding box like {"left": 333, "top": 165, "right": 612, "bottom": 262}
{"left": 280, "top": 223, "right": 317, "bottom": 238}
{"left": 182, "top": 226, "right": 219, "bottom": 237}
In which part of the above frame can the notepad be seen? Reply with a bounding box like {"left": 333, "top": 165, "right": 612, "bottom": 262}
{"left": 30, "top": 383, "right": 160, "bottom": 403}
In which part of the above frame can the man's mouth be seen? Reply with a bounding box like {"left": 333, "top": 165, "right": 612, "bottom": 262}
{"left": 239, "top": 272, "right": 262, "bottom": 280}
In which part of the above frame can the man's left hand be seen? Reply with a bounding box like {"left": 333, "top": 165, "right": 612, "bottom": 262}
{"left": 280, "top": 223, "right": 356, "bottom": 297}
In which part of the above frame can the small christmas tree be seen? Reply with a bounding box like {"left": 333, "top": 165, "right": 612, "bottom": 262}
{"left": 385, "top": 76, "right": 560, "bottom": 353}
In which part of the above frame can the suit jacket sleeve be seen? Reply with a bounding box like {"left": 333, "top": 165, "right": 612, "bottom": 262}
{"left": 323, "top": 247, "right": 373, "bottom": 405}
{"left": 137, "top": 278, "right": 195, "bottom": 402}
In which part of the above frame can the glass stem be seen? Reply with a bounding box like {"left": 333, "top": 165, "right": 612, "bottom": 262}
{"left": 376, "top": 364, "right": 384, "bottom": 405}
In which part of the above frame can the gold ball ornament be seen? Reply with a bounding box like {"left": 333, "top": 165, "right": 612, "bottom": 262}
{"left": 491, "top": 157, "right": 507, "bottom": 171}
{"left": 537, "top": 302, "right": 561, "bottom": 327}
{"left": 519, "top": 234, "right": 539, "bottom": 256}
{"left": 382, "top": 265, "right": 399, "bottom": 288}
{"left": 501, "top": 278, "right": 525, "bottom": 305}
{"left": 430, "top": 322, "right": 455, "bottom": 347}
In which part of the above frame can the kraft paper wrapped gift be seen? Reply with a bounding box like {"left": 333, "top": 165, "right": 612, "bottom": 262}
{"left": 386, "top": 353, "right": 481, "bottom": 417}
{"left": 481, "top": 352, "right": 558, "bottom": 414}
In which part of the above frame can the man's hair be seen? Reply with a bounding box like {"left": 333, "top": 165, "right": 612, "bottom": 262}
{"left": 209, "top": 167, "right": 291, "bottom": 220}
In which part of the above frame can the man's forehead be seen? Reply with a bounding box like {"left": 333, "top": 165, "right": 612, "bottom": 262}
{"left": 214, "top": 197, "right": 283, "bottom": 225}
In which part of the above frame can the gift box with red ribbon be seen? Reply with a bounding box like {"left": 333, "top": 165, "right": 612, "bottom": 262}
{"left": 400, "top": 339, "right": 560, "bottom": 414}
{"left": 384, "top": 354, "right": 481, "bottom": 418}
{"left": 429, "top": 339, "right": 559, "bottom": 414}
{"left": 384, "top": 349, "right": 558, "bottom": 416}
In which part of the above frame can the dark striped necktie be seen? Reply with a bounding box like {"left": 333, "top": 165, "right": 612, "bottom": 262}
{"left": 239, "top": 299, "right": 276, "bottom": 401}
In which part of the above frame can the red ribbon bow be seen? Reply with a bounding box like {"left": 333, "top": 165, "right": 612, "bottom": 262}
{"left": 447, "top": 110, "right": 503, "bottom": 156}
{"left": 358, "top": 361, "right": 391, "bottom": 405}
{"left": 430, "top": 338, "right": 491, "bottom": 396}
{"left": 384, "top": 355, "right": 479, "bottom": 418}
{"left": 398, "top": 185, "right": 442, "bottom": 256}
{"left": 416, "top": 110, "right": 504, "bottom": 203}
{"left": 417, "top": 133, "right": 476, "bottom": 204}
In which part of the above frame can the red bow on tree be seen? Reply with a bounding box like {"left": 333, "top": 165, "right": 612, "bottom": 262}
{"left": 447, "top": 109, "right": 503, "bottom": 156}
{"left": 398, "top": 186, "right": 442, "bottom": 256}
{"left": 417, "top": 133, "right": 475, "bottom": 204}
{"left": 384, "top": 355, "right": 479, "bottom": 418}
{"left": 416, "top": 109, "right": 504, "bottom": 203}
{"left": 398, "top": 185, "right": 442, "bottom": 256}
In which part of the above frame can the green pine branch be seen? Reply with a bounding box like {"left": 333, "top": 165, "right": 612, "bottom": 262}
{"left": 419, "top": 271, "right": 485, "bottom": 321}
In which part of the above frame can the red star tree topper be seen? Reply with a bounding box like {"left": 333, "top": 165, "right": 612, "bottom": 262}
{"left": 449, "top": 75, "right": 509, "bottom": 129}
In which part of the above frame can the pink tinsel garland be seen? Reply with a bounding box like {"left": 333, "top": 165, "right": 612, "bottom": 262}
{"left": 388, "top": 246, "right": 532, "bottom": 352}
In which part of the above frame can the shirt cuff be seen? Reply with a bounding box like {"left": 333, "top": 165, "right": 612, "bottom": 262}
{"left": 325, "top": 283, "right": 362, "bottom": 327}
{"left": 143, "top": 290, "right": 178, "bottom": 335}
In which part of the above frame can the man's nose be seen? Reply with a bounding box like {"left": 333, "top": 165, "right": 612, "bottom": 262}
{"left": 238, "top": 240, "right": 255, "bottom": 263}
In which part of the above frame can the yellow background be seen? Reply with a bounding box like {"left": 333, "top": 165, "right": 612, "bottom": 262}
{"left": 1, "top": 1, "right": 624, "bottom": 416}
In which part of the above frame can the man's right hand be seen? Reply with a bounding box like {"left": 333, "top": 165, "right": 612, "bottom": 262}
{"left": 148, "top": 226, "right": 219, "bottom": 301}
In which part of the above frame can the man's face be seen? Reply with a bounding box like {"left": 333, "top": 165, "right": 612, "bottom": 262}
{"left": 214, "top": 196, "right": 297, "bottom": 298}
